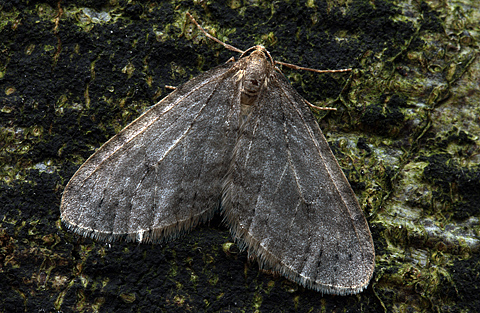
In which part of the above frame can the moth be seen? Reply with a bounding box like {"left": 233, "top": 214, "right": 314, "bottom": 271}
{"left": 60, "top": 13, "right": 375, "bottom": 295}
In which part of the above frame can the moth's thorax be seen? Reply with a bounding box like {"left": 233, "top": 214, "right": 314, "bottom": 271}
{"left": 239, "top": 49, "right": 271, "bottom": 106}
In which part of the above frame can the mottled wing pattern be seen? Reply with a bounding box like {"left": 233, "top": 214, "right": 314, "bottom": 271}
{"left": 61, "top": 63, "right": 240, "bottom": 242}
{"left": 223, "top": 71, "right": 375, "bottom": 295}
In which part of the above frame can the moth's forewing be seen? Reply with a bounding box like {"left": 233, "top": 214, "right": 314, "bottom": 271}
{"left": 222, "top": 59, "right": 374, "bottom": 295}
{"left": 61, "top": 63, "right": 241, "bottom": 242}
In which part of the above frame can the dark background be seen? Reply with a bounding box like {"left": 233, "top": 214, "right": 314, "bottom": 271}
{"left": 1, "top": 0, "right": 479, "bottom": 312}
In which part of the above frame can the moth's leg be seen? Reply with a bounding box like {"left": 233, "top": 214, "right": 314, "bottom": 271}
{"left": 304, "top": 99, "right": 337, "bottom": 112}
{"left": 186, "top": 12, "right": 244, "bottom": 54}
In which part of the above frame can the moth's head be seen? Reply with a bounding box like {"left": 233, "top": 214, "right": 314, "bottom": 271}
{"left": 237, "top": 45, "right": 274, "bottom": 105}
{"left": 239, "top": 45, "right": 274, "bottom": 78}
{"left": 242, "top": 45, "right": 274, "bottom": 67}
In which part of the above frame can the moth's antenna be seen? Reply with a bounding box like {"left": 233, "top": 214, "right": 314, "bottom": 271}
{"left": 275, "top": 60, "right": 352, "bottom": 74}
{"left": 186, "top": 12, "right": 350, "bottom": 112}
{"left": 186, "top": 12, "right": 351, "bottom": 75}
{"left": 186, "top": 12, "right": 244, "bottom": 54}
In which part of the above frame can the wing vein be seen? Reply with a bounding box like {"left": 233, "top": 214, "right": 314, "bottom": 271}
{"left": 81, "top": 69, "right": 231, "bottom": 185}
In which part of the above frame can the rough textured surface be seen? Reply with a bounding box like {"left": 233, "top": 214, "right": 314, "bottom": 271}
{"left": 0, "top": 0, "right": 479, "bottom": 312}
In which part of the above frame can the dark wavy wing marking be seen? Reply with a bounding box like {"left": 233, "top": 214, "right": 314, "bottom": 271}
{"left": 61, "top": 62, "right": 241, "bottom": 242}
{"left": 223, "top": 71, "right": 375, "bottom": 295}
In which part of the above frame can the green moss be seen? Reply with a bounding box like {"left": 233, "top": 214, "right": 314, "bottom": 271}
{"left": 1, "top": 0, "right": 479, "bottom": 312}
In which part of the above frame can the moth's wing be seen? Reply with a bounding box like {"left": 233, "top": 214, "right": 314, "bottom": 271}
{"left": 223, "top": 71, "right": 375, "bottom": 295}
{"left": 61, "top": 63, "right": 240, "bottom": 243}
